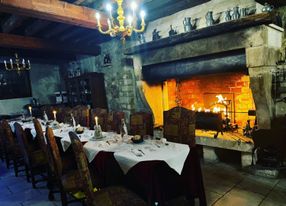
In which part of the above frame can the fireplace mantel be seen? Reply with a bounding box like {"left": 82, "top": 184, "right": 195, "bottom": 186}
{"left": 125, "top": 12, "right": 278, "bottom": 56}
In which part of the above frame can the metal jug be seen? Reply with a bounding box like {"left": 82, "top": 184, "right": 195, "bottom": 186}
{"left": 262, "top": 3, "right": 274, "bottom": 13}
{"left": 232, "top": 6, "right": 240, "bottom": 20}
{"left": 205, "top": 11, "right": 215, "bottom": 26}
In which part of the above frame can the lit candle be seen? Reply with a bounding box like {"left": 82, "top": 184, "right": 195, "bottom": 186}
{"left": 53, "top": 110, "right": 57, "bottom": 121}
{"left": 28, "top": 106, "right": 32, "bottom": 116}
{"left": 95, "top": 116, "right": 98, "bottom": 126}
{"left": 10, "top": 59, "right": 13, "bottom": 68}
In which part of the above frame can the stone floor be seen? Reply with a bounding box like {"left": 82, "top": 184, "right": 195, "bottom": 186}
{"left": 0, "top": 160, "right": 286, "bottom": 206}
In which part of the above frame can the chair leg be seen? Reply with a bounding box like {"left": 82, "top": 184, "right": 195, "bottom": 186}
{"left": 60, "top": 190, "right": 68, "bottom": 206}
{"left": 5, "top": 155, "right": 10, "bottom": 169}
{"left": 25, "top": 164, "right": 30, "bottom": 182}
{"left": 13, "top": 158, "right": 18, "bottom": 177}
{"left": 30, "top": 169, "right": 36, "bottom": 188}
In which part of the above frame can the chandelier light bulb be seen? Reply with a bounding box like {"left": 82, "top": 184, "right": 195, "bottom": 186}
{"left": 140, "top": 10, "right": 146, "bottom": 18}
{"left": 127, "top": 15, "right": 133, "bottom": 25}
{"left": 95, "top": 12, "right": 101, "bottom": 20}
{"left": 131, "top": 2, "right": 137, "bottom": 10}
{"left": 106, "top": 3, "right": 112, "bottom": 12}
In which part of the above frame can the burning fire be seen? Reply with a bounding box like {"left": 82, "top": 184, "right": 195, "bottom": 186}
{"left": 216, "top": 94, "right": 227, "bottom": 104}
{"left": 191, "top": 94, "right": 229, "bottom": 115}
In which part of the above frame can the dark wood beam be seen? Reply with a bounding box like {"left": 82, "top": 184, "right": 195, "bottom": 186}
{"left": 43, "top": 24, "right": 71, "bottom": 39}
{"left": 0, "top": 32, "right": 101, "bottom": 55}
{"left": 59, "top": 27, "right": 86, "bottom": 41}
{"left": 25, "top": 19, "right": 52, "bottom": 36}
{"left": 125, "top": 12, "right": 278, "bottom": 55}
{"left": 0, "top": 0, "right": 108, "bottom": 29}
{"left": 1, "top": 14, "right": 28, "bottom": 33}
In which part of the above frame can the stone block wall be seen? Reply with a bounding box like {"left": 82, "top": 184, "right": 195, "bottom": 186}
{"left": 66, "top": 40, "right": 147, "bottom": 124}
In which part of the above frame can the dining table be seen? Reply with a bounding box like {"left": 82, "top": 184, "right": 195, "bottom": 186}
{"left": 9, "top": 118, "right": 206, "bottom": 206}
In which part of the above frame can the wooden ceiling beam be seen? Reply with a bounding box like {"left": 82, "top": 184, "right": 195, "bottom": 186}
{"left": 0, "top": 0, "right": 108, "bottom": 29}
{"left": 1, "top": 14, "right": 28, "bottom": 33}
{"left": 25, "top": 19, "right": 51, "bottom": 36}
{"left": 0, "top": 32, "right": 101, "bottom": 55}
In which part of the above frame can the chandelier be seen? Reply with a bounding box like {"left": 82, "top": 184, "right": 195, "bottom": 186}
{"left": 4, "top": 53, "right": 31, "bottom": 73}
{"left": 95, "top": 0, "right": 146, "bottom": 40}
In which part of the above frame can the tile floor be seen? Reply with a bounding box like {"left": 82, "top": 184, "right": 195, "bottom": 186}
{"left": 1, "top": 160, "right": 286, "bottom": 206}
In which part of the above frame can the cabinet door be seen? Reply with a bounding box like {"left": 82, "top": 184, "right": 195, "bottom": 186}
{"left": 89, "top": 74, "right": 107, "bottom": 109}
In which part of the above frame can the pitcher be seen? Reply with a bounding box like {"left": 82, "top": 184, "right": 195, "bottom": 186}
{"left": 183, "top": 17, "right": 192, "bottom": 32}
{"left": 232, "top": 6, "right": 240, "bottom": 20}
{"left": 205, "top": 11, "right": 215, "bottom": 26}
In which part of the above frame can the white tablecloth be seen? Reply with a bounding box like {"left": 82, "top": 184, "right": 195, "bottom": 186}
{"left": 9, "top": 120, "right": 38, "bottom": 138}
{"left": 9, "top": 121, "right": 190, "bottom": 175}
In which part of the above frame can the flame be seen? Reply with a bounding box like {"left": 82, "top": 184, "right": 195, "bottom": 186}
{"left": 213, "top": 106, "right": 221, "bottom": 113}
{"left": 191, "top": 104, "right": 195, "bottom": 111}
{"left": 204, "top": 109, "right": 211, "bottom": 112}
{"left": 216, "top": 94, "right": 227, "bottom": 104}
{"left": 198, "top": 107, "right": 202, "bottom": 112}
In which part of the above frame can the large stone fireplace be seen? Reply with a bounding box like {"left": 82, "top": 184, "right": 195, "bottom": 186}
{"left": 126, "top": 14, "right": 284, "bottom": 167}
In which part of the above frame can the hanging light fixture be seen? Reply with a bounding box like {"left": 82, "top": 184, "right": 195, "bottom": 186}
{"left": 3, "top": 53, "right": 31, "bottom": 74}
{"left": 95, "top": 0, "right": 146, "bottom": 40}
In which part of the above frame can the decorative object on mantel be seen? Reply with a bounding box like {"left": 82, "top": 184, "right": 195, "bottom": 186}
{"left": 232, "top": 6, "right": 241, "bottom": 20}
{"left": 3, "top": 53, "right": 31, "bottom": 74}
{"left": 168, "top": 25, "right": 177, "bottom": 37}
{"left": 205, "top": 11, "right": 214, "bottom": 26}
{"left": 103, "top": 53, "right": 112, "bottom": 67}
{"left": 95, "top": 0, "right": 146, "bottom": 41}
{"left": 225, "top": 10, "right": 232, "bottom": 21}
{"left": 137, "top": 33, "right": 146, "bottom": 44}
{"left": 152, "top": 29, "right": 161, "bottom": 41}
{"left": 183, "top": 17, "right": 197, "bottom": 32}
{"left": 262, "top": 2, "right": 274, "bottom": 13}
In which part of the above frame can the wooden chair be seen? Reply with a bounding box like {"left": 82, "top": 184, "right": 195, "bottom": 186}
{"left": 106, "top": 111, "right": 125, "bottom": 133}
{"left": 71, "top": 105, "right": 90, "bottom": 127}
{"left": 57, "top": 106, "right": 73, "bottom": 124}
{"left": 14, "top": 122, "right": 48, "bottom": 188}
{"left": 45, "top": 127, "right": 86, "bottom": 206}
{"left": 130, "top": 112, "right": 154, "bottom": 136}
{"left": 163, "top": 107, "right": 196, "bottom": 147}
{"left": 0, "top": 120, "right": 24, "bottom": 176}
{"left": 90, "top": 108, "right": 108, "bottom": 130}
{"left": 69, "top": 132, "right": 147, "bottom": 206}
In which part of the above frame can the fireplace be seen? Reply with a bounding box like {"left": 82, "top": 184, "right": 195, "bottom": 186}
{"left": 127, "top": 18, "right": 285, "bottom": 166}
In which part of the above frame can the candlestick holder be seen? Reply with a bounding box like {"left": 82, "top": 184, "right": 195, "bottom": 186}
{"left": 94, "top": 125, "right": 103, "bottom": 139}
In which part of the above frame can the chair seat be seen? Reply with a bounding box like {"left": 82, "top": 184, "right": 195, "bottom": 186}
{"left": 90, "top": 186, "right": 147, "bottom": 206}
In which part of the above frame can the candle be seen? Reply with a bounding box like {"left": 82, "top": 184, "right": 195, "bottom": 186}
{"left": 95, "top": 116, "right": 98, "bottom": 126}
{"left": 53, "top": 110, "right": 57, "bottom": 121}
{"left": 28, "top": 106, "right": 32, "bottom": 116}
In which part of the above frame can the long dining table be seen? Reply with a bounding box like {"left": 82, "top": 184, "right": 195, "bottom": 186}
{"left": 9, "top": 118, "right": 206, "bottom": 206}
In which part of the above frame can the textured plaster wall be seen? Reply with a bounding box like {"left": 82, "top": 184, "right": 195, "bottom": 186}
{"left": 0, "top": 63, "right": 61, "bottom": 115}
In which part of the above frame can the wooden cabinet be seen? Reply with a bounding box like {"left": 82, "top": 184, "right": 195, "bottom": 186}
{"left": 66, "top": 72, "right": 107, "bottom": 109}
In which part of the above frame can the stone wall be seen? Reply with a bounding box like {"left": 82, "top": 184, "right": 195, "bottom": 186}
{"left": 68, "top": 40, "right": 150, "bottom": 123}
{"left": 0, "top": 63, "right": 61, "bottom": 115}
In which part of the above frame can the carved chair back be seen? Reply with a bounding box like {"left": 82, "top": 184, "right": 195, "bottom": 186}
{"left": 106, "top": 111, "right": 125, "bottom": 133}
{"left": 45, "top": 127, "right": 63, "bottom": 177}
{"left": 130, "top": 112, "right": 154, "bottom": 136}
{"left": 71, "top": 105, "right": 90, "bottom": 127}
{"left": 163, "top": 106, "right": 196, "bottom": 147}
{"left": 14, "top": 122, "right": 31, "bottom": 165}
